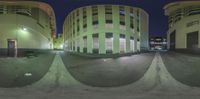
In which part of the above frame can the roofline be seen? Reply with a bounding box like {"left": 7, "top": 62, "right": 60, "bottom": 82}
{"left": 0, "top": 1, "right": 56, "bottom": 34}
{"left": 65, "top": 4, "right": 148, "bottom": 20}
{"left": 163, "top": 1, "right": 200, "bottom": 15}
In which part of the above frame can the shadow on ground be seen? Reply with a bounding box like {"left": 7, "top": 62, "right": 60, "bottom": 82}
{"left": 161, "top": 51, "right": 200, "bottom": 87}
{"left": 61, "top": 52, "right": 155, "bottom": 87}
{"left": 0, "top": 51, "right": 55, "bottom": 88}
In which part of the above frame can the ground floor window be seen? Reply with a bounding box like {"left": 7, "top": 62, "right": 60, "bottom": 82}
{"left": 93, "top": 34, "right": 99, "bottom": 54}
{"left": 73, "top": 41, "right": 75, "bottom": 51}
{"left": 130, "top": 37, "right": 134, "bottom": 52}
{"left": 120, "top": 34, "right": 126, "bottom": 53}
{"left": 105, "top": 33, "right": 113, "bottom": 53}
{"left": 77, "top": 39, "right": 80, "bottom": 52}
{"left": 137, "top": 39, "right": 140, "bottom": 51}
{"left": 83, "top": 36, "right": 87, "bottom": 53}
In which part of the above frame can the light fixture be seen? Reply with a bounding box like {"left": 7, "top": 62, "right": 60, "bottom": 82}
{"left": 22, "top": 27, "right": 27, "bottom": 31}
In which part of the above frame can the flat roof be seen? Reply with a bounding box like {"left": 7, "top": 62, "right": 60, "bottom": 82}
{"left": 164, "top": 1, "right": 200, "bottom": 16}
{"left": 0, "top": 1, "right": 56, "bottom": 33}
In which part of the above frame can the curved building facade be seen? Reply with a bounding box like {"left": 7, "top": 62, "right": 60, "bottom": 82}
{"left": 63, "top": 5, "right": 149, "bottom": 54}
{"left": 0, "top": 1, "right": 56, "bottom": 57}
{"left": 164, "top": 1, "right": 200, "bottom": 53}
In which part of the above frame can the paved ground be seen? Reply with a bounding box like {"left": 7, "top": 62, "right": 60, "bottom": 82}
{"left": 1, "top": 52, "right": 200, "bottom": 99}
{"left": 0, "top": 52, "right": 55, "bottom": 88}
{"left": 61, "top": 52, "right": 155, "bottom": 87}
{"left": 160, "top": 51, "right": 200, "bottom": 87}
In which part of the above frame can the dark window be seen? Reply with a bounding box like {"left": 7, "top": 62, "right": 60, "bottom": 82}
{"left": 119, "top": 6, "right": 125, "bottom": 16}
{"left": 187, "top": 31, "right": 199, "bottom": 49}
{"left": 120, "top": 34, "right": 125, "bottom": 38}
{"left": 93, "top": 21, "right": 98, "bottom": 25}
{"left": 105, "top": 5, "right": 112, "bottom": 14}
{"left": 130, "top": 23, "right": 134, "bottom": 29}
{"left": 83, "top": 24, "right": 87, "bottom": 28}
{"left": 106, "top": 33, "right": 113, "bottom": 38}
{"left": 93, "top": 33, "right": 98, "bottom": 37}
{"left": 76, "top": 9, "right": 79, "bottom": 16}
{"left": 83, "top": 36, "right": 87, "bottom": 39}
{"left": 106, "top": 20, "right": 113, "bottom": 24}
{"left": 130, "top": 36, "right": 134, "bottom": 40}
{"left": 92, "top": 13, "right": 98, "bottom": 16}
{"left": 83, "top": 15, "right": 87, "bottom": 19}
{"left": 92, "top": 6, "right": 98, "bottom": 15}
{"left": 120, "top": 21, "right": 125, "bottom": 25}
{"left": 77, "top": 47, "right": 80, "bottom": 52}
{"left": 77, "top": 26, "right": 80, "bottom": 32}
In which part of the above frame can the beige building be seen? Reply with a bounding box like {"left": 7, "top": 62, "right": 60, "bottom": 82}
{"left": 63, "top": 5, "right": 149, "bottom": 54}
{"left": 164, "top": 1, "right": 200, "bottom": 53}
{"left": 0, "top": 1, "right": 56, "bottom": 57}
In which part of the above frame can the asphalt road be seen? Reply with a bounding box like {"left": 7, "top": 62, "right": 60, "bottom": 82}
{"left": 161, "top": 51, "right": 200, "bottom": 87}
{"left": 61, "top": 52, "right": 155, "bottom": 87}
{"left": 0, "top": 52, "right": 55, "bottom": 88}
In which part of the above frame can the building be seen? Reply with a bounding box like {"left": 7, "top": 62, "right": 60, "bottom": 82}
{"left": 149, "top": 37, "right": 167, "bottom": 50}
{"left": 164, "top": 1, "right": 200, "bottom": 53}
{"left": 63, "top": 5, "right": 149, "bottom": 54}
{"left": 53, "top": 33, "right": 64, "bottom": 50}
{"left": 0, "top": 1, "right": 56, "bottom": 57}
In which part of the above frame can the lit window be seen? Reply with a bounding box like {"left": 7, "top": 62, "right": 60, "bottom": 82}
{"left": 93, "top": 34, "right": 99, "bottom": 53}
{"left": 130, "top": 36, "right": 134, "bottom": 52}
{"left": 120, "top": 34, "right": 126, "bottom": 53}
{"left": 105, "top": 33, "right": 113, "bottom": 53}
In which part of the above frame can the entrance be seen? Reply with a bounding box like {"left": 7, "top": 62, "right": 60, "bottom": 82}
{"left": 170, "top": 31, "right": 176, "bottom": 50}
{"left": 187, "top": 31, "right": 198, "bottom": 49}
{"left": 7, "top": 39, "right": 17, "bottom": 57}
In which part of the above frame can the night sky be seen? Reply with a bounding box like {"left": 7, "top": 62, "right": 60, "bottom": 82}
{"left": 36, "top": 0, "right": 180, "bottom": 37}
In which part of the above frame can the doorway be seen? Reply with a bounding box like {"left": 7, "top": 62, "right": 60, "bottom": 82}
{"left": 187, "top": 31, "right": 198, "bottom": 49}
{"left": 7, "top": 39, "right": 17, "bottom": 57}
{"left": 170, "top": 31, "right": 176, "bottom": 50}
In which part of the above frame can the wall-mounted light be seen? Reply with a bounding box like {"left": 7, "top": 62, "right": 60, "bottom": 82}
{"left": 22, "top": 27, "right": 27, "bottom": 31}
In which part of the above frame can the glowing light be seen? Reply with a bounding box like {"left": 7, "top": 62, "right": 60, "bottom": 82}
{"left": 22, "top": 27, "right": 27, "bottom": 31}
{"left": 60, "top": 44, "right": 64, "bottom": 49}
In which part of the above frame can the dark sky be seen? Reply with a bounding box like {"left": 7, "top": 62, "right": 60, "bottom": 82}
{"left": 36, "top": 0, "right": 179, "bottom": 37}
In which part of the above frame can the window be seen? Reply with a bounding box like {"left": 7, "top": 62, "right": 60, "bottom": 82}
{"left": 130, "top": 8, "right": 134, "bottom": 29}
{"left": 93, "top": 34, "right": 99, "bottom": 53}
{"left": 119, "top": 6, "right": 125, "bottom": 16}
{"left": 83, "top": 7, "right": 87, "bottom": 29}
{"left": 120, "top": 34, "right": 126, "bottom": 53}
{"left": 92, "top": 6, "right": 98, "bottom": 15}
{"left": 120, "top": 12, "right": 125, "bottom": 25}
{"left": 105, "top": 5, "right": 113, "bottom": 24}
{"left": 105, "top": 5, "right": 112, "bottom": 14}
{"left": 0, "top": 5, "right": 4, "bottom": 14}
{"left": 77, "top": 39, "right": 80, "bottom": 52}
{"left": 76, "top": 9, "right": 79, "bottom": 16}
{"left": 137, "top": 19, "right": 140, "bottom": 32}
{"left": 130, "top": 36, "right": 134, "bottom": 52}
{"left": 77, "top": 19, "right": 80, "bottom": 32}
{"left": 105, "top": 33, "right": 113, "bottom": 53}
{"left": 73, "top": 41, "right": 75, "bottom": 51}
{"left": 92, "top": 14, "right": 98, "bottom": 25}
{"left": 130, "top": 8, "right": 134, "bottom": 17}
{"left": 83, "top": 36, "right": 87, "bottom": 53}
